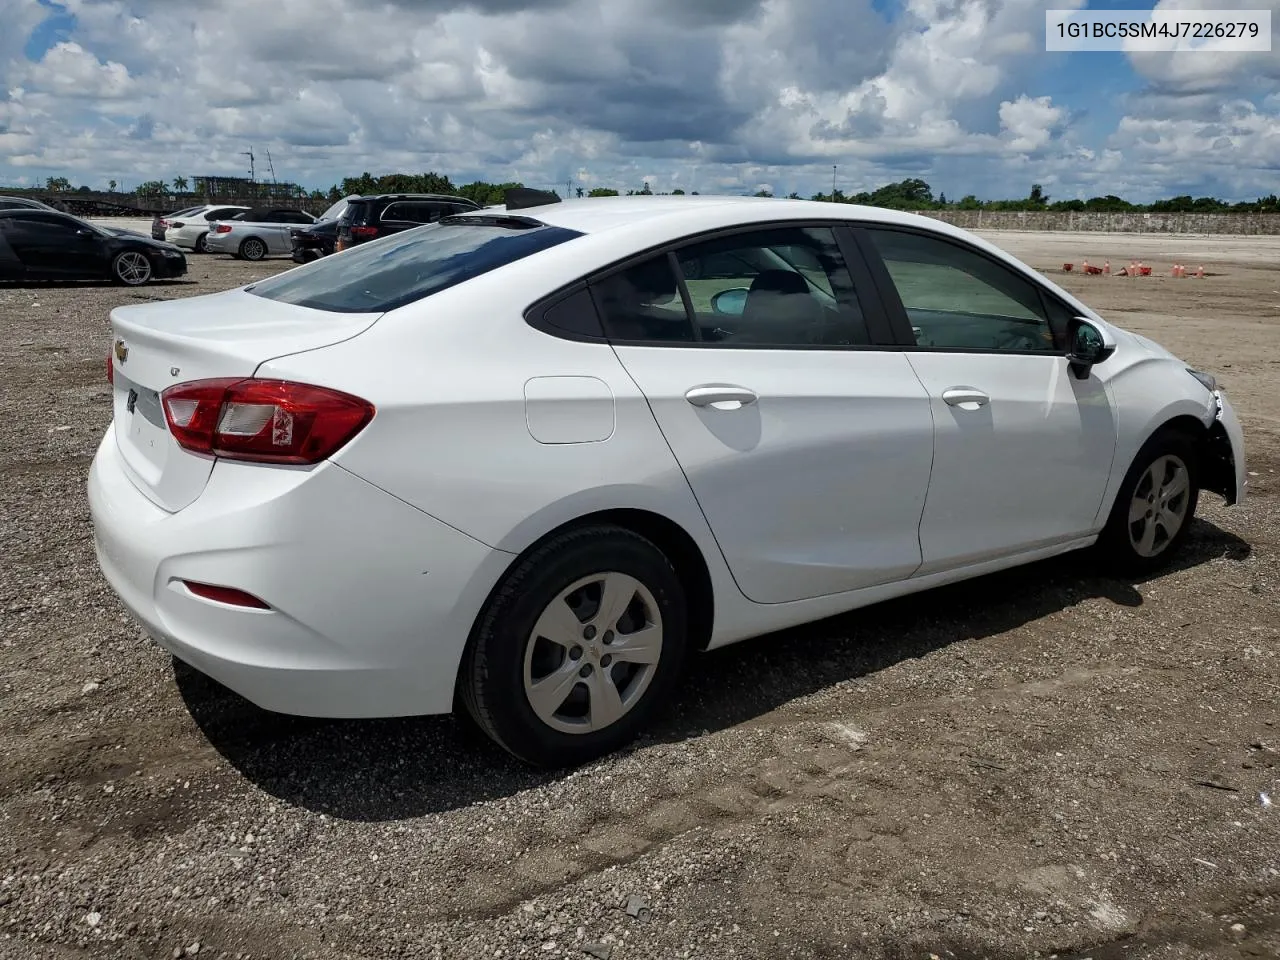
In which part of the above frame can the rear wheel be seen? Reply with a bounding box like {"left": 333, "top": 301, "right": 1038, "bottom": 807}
{"left": 194, "top": 232, "right": 209, "bottom": 254}
{"left": 460, "top": 526, "right": 688, "bottom": 768}
{"left": 1096, "top": 428, "right": 1200, "bottom": 575}
{"left": 239, "top": 237, "right": 267, "bottom": 261}
{"left": 111, "top": 250, "right": 152, "bottom": 286}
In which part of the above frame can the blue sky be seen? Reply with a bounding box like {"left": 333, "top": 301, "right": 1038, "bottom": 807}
{"left": 2, "top": 0, "right": 1278, "bottom": 201}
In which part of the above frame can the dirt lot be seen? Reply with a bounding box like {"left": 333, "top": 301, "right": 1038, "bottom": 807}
{"left": 1, "top": 232, "right": 1278, "bottom": 960}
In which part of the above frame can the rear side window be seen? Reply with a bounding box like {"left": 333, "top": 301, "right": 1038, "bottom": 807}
{"left": 247, "top": 220, "right": 584, "bottom": 314}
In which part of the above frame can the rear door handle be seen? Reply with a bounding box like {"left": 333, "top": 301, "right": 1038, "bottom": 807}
{"left": 685, "top": 385, "right": 758, "bottom": 409}
{"left": 942, "top": 387, "right": 990, "bottom": 409}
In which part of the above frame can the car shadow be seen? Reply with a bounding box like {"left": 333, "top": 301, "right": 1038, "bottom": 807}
{"left": 174, "top": 517, "right": 1250, "bottom": 822}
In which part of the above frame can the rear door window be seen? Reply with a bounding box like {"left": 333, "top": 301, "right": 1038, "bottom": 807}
{"left": 381, "top": 201, "right": 446, "bottom": 225}
{"left": 247, "top": 219, "right": 584, "bottom": 313}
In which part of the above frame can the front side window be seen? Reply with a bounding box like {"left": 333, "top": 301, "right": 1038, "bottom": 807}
{"left": 247, "top": 219, "right": 584, "bottom": 314}
{"left": 864, "top": 227, "right": 1056, "bottom": 353}
{"left": 589, "top": 227, "right": 871, "bottom": 348}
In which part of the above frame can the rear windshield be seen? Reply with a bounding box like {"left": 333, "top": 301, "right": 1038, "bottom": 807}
{"left": 246, "top": 219, "right": 584, "bottom": 314}
{"left": 338, "top": 200, "right": 369, "bottom": 225}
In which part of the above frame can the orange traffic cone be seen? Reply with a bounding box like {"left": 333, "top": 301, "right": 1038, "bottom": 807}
{"left": 1103, "top": 260, "right": 1111, "bottom": 275}
{"left": 1196, "top": 265, "right": 1204, "bottom": 278}
{"left": 1172, "top": 264, "right": 1181, "bottom": 277}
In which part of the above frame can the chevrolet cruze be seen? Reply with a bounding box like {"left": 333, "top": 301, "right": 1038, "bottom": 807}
{"left": 88, "top": 193, "right": 1247, "bottom": 767}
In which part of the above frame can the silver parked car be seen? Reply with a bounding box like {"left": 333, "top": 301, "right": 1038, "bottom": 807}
{"left": 204, "top": 206, "right": 317, "bottom": 261}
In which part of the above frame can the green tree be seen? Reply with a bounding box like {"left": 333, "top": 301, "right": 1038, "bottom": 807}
{"left": 135, "top": 180, "right": 167, "bottom": 197}
{"left": 173, "top": 176, "right": 188, "bottom": 193}
{"left": 107, "top": 179, "right": 117, "bottom": 192}
{"left": 1028, "top": 184, "right": 1048, "bottom": 207}
{"left": 753, "top": 189, "right": 773, "bottom": 197}
{"left": 45, "top": 176, "right": 73, "bottom": 192}
{"left": 671, "top": 188, "right": 686, "bottom": 195}
{"left": 587, "top": 187, "right": 619, "bottom": 197}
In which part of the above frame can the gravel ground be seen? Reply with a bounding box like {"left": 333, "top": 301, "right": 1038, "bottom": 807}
{"left": 1, "top": 236, "right": 1278, "bottom": 960}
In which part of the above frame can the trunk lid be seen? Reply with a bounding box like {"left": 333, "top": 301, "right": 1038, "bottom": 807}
{"left": 108, "top": 287, "right": 381, "bottom": 512}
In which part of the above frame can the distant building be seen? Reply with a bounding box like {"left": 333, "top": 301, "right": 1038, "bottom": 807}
{"left": 190, "top": 175, "right": 305, "bottom": 199}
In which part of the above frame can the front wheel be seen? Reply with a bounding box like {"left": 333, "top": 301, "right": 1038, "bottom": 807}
{"left": 1096, "top": 428, "right": 1200, "bottom": 576}
{"left": 111, "top": 250, "right": 153, "bottom": 286}
{"left": 459, "top": 526, "right": 688, "bottom": 767}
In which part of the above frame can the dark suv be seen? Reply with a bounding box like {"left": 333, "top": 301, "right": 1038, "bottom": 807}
{"left": 335, "top": 194, "right": 481, "bottom": 251}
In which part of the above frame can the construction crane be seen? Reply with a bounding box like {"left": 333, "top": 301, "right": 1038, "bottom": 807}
{"left": 241, "top": 148, "right": 255, "bottom": 183}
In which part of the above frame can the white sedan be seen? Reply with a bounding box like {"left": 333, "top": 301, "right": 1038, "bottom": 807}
{"left": 88, "top": 194, "right": 1247, "bottom": 767}
{"left": 164, "top": 204, "right": 250, "bottom": 253}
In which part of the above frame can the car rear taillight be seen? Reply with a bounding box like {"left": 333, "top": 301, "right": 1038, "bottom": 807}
{"left": 350, "top": 226, "right": 378, "bottom": 239}
{"left": 181, "top": 581, "right": 270, "bottom": 609}
{"left": 161, "top": 378, "right": 375, "bottom": 465}
{"left": 213, "top": 224, "right": 232, "bottom": 234}
{"left": 160, "top": 219, "right": 170, "bottom": 228}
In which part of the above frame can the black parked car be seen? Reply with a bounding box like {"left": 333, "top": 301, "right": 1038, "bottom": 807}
{"left": 335, "top": 193, "right": 481, "bottom": 251}
{"left": 287, "top": 195, "right": 355, "bottom": 263}
{"left": 290, "top": 218, "right": 340, "bottom": 263}
{"left": 0, "top": 209, "right": 187, "bottom": 285}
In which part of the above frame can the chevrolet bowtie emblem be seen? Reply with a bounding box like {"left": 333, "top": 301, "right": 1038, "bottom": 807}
{"left": 114, "top": 339, "right": 128, "bottom": 363}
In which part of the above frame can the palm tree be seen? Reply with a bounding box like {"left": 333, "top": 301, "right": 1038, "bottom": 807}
{"left": 108, "top": 180, "right": 117, "bottom": 193}
{"left": 172, "top": 176, "right": 188, "bottom": 194}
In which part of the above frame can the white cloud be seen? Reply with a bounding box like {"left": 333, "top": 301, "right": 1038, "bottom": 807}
{"left": 0, "top": 0, "right": 1271, "bottom": 201}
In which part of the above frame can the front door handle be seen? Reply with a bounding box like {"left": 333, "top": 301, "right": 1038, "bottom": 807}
{"left": 942, "top": 387, "right": 990, "bottom": 409}
{"left": 685, "top": 385, "right": 758, "bottom": 409}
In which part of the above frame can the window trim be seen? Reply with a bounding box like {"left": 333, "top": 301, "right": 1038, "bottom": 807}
{"left": 524, "top": 218, "right": 902, "bottom": 351}
{"left": 850, "top": 222, "right": 1071, "bottom": 356}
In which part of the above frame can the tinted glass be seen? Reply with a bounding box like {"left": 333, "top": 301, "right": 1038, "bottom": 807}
{"left": 382, "top": 202, "right": 443, "bottom": 224}
{"left": 339, "top": 200, "right": 369, "bottom": 226}
{"left": 590, "top": 255, "right": 694, "bottom": 342}
{"left": 866, "top": 228, "right": 1054, "bottom": 352}
{"left": 248, "top": 220, "right": 583, "bottom": 314}
{"left": 673, "top": 226, "right": 869, "bottom": 346}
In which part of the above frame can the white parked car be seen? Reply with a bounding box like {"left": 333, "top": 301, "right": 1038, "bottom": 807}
{"left": 204, "top": 206, "right": 317, "bottom": 261}
{"left": 89, "top": 195, "right": 1246, "bottom": 767}
{"left": 164, "top": 204, "right": 250, "bottom": 253}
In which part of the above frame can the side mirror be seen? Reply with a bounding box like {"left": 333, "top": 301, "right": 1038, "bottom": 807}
{"left": 1065, "top": 316, "right": 1116, "bottom": 379}
{"left": 711, "top": 287, "right": 749, "bottom": 317}
{"left": 76, "top": 228, "right": 96, "bottom": 239}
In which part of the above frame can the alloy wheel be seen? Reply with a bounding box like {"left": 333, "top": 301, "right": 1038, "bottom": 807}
{"left": 1128, "top": 454, "right": 1191, "bottom": 557}
{"left": 523, "top": 571, "right": 663, "bottom": 734}
{"left": 114, "top": 251, "right": 152, "bottom": 285}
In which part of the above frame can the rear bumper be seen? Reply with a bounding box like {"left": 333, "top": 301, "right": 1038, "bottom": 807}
{"left": 202, "top": 232, "right": 236, "bottom": 254}
{"left": 87, "top": 429, "right": 513, "bottom": 717}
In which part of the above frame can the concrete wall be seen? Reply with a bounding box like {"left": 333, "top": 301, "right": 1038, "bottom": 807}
{"left": 920, "top": 210, "right": 1280, "bottom": 236}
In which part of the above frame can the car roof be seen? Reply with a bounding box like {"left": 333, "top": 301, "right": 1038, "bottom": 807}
{"left": 352, "top": 194, "right": 479, "bottom": 203}
{"left": 473, "top": 194, "right": 957, "bottom": 238}
{"left": 0, "top": 206, "right": 67, "bottom": 217}
{"left": 0, "top": 195, "right": 54, "bottom": 207}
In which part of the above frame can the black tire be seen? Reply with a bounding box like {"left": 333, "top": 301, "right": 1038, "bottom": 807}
{"left": 459, "top": 525, "right": 688, "bottom": 768}
{"left": 1096, "top": 427, "right": 1200, "bottom": 576}
{"left": 239, "top": 237, "right": 267, "bottom": 261}
{"left": 194, "top": 232, "right": 209, "bottom": 254}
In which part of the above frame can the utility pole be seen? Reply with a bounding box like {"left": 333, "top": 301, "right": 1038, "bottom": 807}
{"left": 832, "top": 165, "right": 837, "bottom": 199}
{"left": 241, "top": 148, "right": 255, "bottom": 183}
